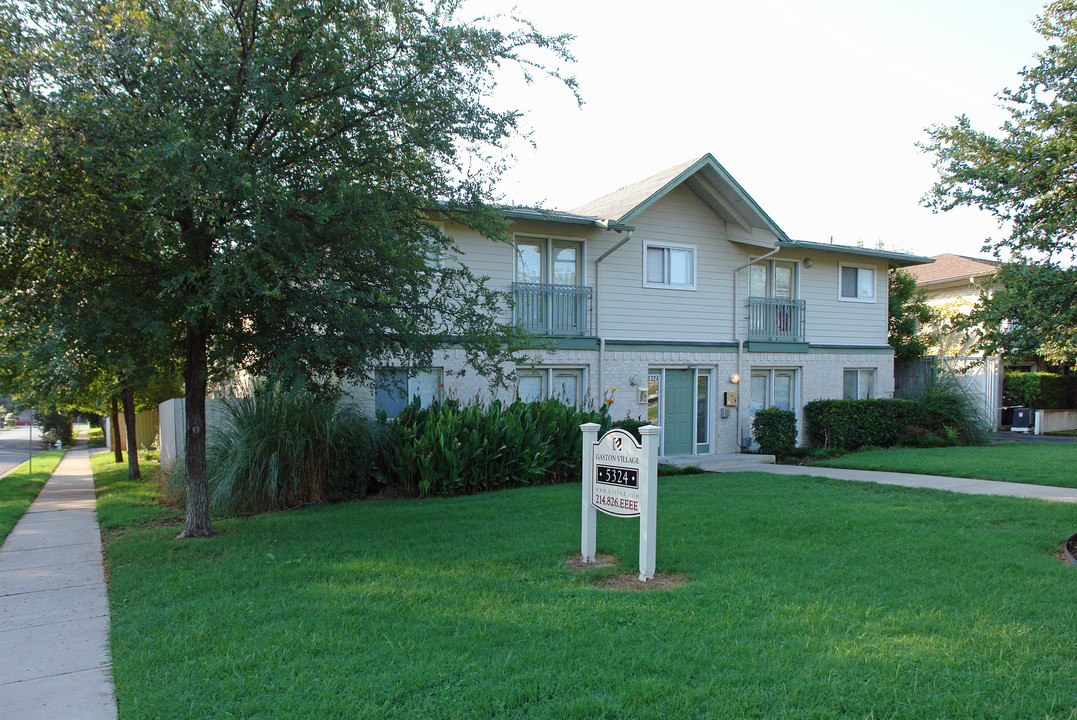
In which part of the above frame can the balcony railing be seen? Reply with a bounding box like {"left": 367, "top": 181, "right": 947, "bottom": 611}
{"left": 748, "top": 296, "right": 806, "bottom": 342}
{"left": 512, "top": 282, "right": 593, "bottom": 336}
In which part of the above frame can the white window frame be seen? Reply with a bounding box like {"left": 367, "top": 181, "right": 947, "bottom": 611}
{"left": 516, "top": 367, "right": 587, "bottom": 405}
{"left": 643, "top": 241, "right": 696, "bottom": 290}
{"left": 838, "top": 262, "right": 877, "bottom": 303}
{"left": 375, "top": 367, "right": 444, "bottom": 418}
{"left": 748, "top": 368, "right": 799, "bottom": 443}
{"left": 513, "top": 234, "right": 586, "bottom": 286}
{"left": 843, "top": 368, "right": 876, "bottom": 400}
{"left": 748, "top": 257, "right": 800, "bottom": 299}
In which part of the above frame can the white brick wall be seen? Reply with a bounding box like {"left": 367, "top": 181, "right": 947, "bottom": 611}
{"left": 346, "top": 346, "right": 896, "bottom": 455}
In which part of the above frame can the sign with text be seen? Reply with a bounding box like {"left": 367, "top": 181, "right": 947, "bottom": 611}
{"left": 591, "top": 429, "right": 642, "bottom": 517}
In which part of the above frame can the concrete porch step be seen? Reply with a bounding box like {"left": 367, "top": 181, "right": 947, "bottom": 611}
{"left": 661, "top": 453, "right": 776, "bottom": 471}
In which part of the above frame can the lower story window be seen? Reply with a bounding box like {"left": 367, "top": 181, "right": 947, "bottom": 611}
{"left": 843, "top": 368, "right": 875, "bottom": 399}
{"left": 749, "top": 369, "right": 797, "bottom": 435}
{"left": 517, "top": 368, "right": 584, "bottom": 404}
{"left": 375, "top": 368, "right": 443, "bottom": 417}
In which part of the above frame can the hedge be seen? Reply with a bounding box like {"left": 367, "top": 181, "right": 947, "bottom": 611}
{"left": 1003, "top": 372, "right": 1076, "bottom": 410}
{"left": 752, "top": 407, "right": 797, "bottom": 458}
{"left": 804, "top": 398, "right": 920, "bottom": 451}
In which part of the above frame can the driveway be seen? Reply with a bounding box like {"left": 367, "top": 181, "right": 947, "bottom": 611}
{"left": 992, "top": 431, "right": 1077, "bottom": 443}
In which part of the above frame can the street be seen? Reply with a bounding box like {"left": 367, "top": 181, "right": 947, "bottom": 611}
{"left": 0, "top": 425, "right": 45, "bottom": 478}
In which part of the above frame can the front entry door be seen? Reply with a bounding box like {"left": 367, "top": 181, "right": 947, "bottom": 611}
{"left": 664, "top": 370, "right": 694, "bottom": 455}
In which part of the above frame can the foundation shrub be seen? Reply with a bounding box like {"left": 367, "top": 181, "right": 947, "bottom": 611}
{"left": 804, "top": 399, "right": 919, "bottom": 450}
{"left": 611, "top": 414, "right": 647, "bottom": 442}
{"left": 376, "top": 398, "right": 611, "bottom": 497}
{"left": 752, "top": 407, "right": 797, "bottom": 458}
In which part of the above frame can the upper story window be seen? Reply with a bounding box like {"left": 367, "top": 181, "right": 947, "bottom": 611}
{"left": 515, "top": 236, "right": 583, "bottom": 286}
{"left": 839, "top": 263, "right": 876, "bottom": 302}
{"left": 749, "top": 259, "right": 797, "bottom": 298}
{"left": 644, "top": 242, "right": 695, "bottom": 290}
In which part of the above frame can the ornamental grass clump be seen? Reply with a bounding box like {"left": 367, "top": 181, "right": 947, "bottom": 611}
{"left": 202, "top": 387, "right": 383, "bottom": 513}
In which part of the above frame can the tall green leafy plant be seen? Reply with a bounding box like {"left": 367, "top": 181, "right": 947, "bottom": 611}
{"left": 378, "top": 398, "right": 611, "bottom": 497}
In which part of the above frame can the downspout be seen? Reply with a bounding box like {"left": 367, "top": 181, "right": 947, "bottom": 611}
{"left": 594, "top": 226, "right": 634, "bottom": 402}
{"left": 732, "top": 246, "right": 781, "bottom": 450}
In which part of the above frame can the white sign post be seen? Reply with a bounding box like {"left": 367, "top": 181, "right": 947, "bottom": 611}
{"left": 580, "top": 423, "right": 661, "bottom": 581}
{"left": 580, "top": 423, "right": 600, "bottom": 563}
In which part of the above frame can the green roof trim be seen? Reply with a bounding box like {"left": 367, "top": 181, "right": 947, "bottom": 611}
{"left": 777, "top": 240, "right": 933, "bottom": 268}
{"left": 502, "top": 208, "right": 634, "bottom": 232}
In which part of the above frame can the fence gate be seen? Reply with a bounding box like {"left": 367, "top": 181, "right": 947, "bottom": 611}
{"left": 895, "top": 356, "right": 1002, "bottom": 430}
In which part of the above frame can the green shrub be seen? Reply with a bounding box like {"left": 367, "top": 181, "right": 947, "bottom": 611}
{"left": 1003, "top": 372, "right": 1076, "bottom": 409}
{"left": 611, "top": 414, "right": 647, "bottom": 442}
{"left": 175, "top": 386, "right": 385, "bottom": 514}
{"left": 376, "top": 397, "right": 611, "bottom": 497}
{"left": 752, "top": 407, "right": 797, "bottom": 458}
{"left": 804, "top": 399, "right": 919, "bottom": 451}
{"left": 38, "top": 408, "right": 73, "bottom": 447}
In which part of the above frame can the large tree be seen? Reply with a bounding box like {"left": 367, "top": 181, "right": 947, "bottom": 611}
{"left": 888, "top": 268, "right": 934, "bottom": 365}
{"left": 963, "top": 262, "right": 1077, "bottom": 369}
{"left": 922, "top": 0, "right": 1077, "bottom": 370}
{"left": 0, "top": 0, "right": 574, "bottom": 537}
{"left": 924, "top": 1, "right": 1077, "bottom": 263}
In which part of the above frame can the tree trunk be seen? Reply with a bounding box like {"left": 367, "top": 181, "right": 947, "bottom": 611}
{"left": 120, "top": 384, "right": 141, "bottom": 481}
{"left": 110, "top": 397, "right": 123, "bottom": 463}
{"left": 180, "top": 322, "right": 213, "bottom": 538}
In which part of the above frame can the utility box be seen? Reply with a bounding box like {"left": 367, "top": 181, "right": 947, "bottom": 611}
{"left": 1011, "top": 407, "right": 1031, "bottom": 433}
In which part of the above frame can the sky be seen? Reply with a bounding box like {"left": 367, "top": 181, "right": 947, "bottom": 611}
{"left": 463, "top": 0, "right": 1051, "bottom": 259}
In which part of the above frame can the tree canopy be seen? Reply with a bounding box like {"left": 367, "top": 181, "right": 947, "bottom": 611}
{"left": 963, "top": 262, "right": 1077, "bottom": 369}
{"left": 924, "top": 0, "right": 1077, "bottom": 263}
{"left": 922, "top": 1, "right": 1077, "bottom": 369}
{"left": 0, "top": 0, "right": 575, "bottom": 536}
{"left": 888, "top": 268, "right": 934, "bottom": 365}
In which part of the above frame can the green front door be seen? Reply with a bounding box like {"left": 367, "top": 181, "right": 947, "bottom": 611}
{"left": 664, "top": 370, "right": 694, "bottom": 455}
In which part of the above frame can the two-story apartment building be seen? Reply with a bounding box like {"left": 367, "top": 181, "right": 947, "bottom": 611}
{"left": 358, "top": 154, "right": 930, "bottom": 456}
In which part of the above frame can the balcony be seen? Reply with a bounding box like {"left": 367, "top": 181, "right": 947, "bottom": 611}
{"left": 512, "top": 282, "right": 593, "bottom": 336}
{"left": 748, "top": 296, "right": 806, "bottom": 343}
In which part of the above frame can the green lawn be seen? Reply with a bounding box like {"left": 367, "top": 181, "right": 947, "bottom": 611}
{"left": 810, "top": 442, "right": 1077, "bottom": 487}
{"left": 95, "top": 453, "right": 1077, "bottom": 719}
{"left": 0, "top": 448, "right": 67, "bottom": 542}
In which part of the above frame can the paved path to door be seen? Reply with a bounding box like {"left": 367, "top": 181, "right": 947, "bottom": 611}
{"left": 714, "top": 462, "right": 1077, "bottom": 503}
{"left": 0, "top": 441, "right": 117, "bottom": 719}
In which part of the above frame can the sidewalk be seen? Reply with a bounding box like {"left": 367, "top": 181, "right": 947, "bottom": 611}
{"left": 713, "top": 462, "right": 1077, "bottom": 503}
{"left": 0, "top": 441, "right": 117, "bottom": 719}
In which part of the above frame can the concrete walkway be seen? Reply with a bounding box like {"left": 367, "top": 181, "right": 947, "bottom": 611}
{"left": 0, "top": 441, "right": 117, "bottom": 719}
{"left": 713, "top": 461, "right": 1077, "bottom": 503}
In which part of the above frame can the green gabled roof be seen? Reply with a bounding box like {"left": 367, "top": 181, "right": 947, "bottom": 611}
{"left": 569, "top": 154, "right": 791, "bottom": 243}
{"left": 777, "top": 239, "right": 933, "bottom": 268}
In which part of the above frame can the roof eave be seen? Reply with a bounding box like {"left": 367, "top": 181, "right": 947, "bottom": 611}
{"left": 777, "top": 240, "right": 933, "bottom": 267}
{"left": 617, "top": 154, "right": 792, "bottom": 244}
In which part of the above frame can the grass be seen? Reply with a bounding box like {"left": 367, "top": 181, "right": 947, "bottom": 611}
{"left": 95, "top": 453, "right": 1077, "bottom": 719}
{"left": 0, "top": 448, "right": 67, "bottom": 543}
{"left": 88, "top": 425, "right": 105, "bottom": 448}
{"left": 810, "top": 442, "right": 1077, "bottom": 487}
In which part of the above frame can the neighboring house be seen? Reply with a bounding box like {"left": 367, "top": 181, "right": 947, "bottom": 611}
{"left": 353, "top": 154, "right": 931, "bottom": 456}
{"left": 906, "top": 253, "right": 1001, "bottom": 357}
